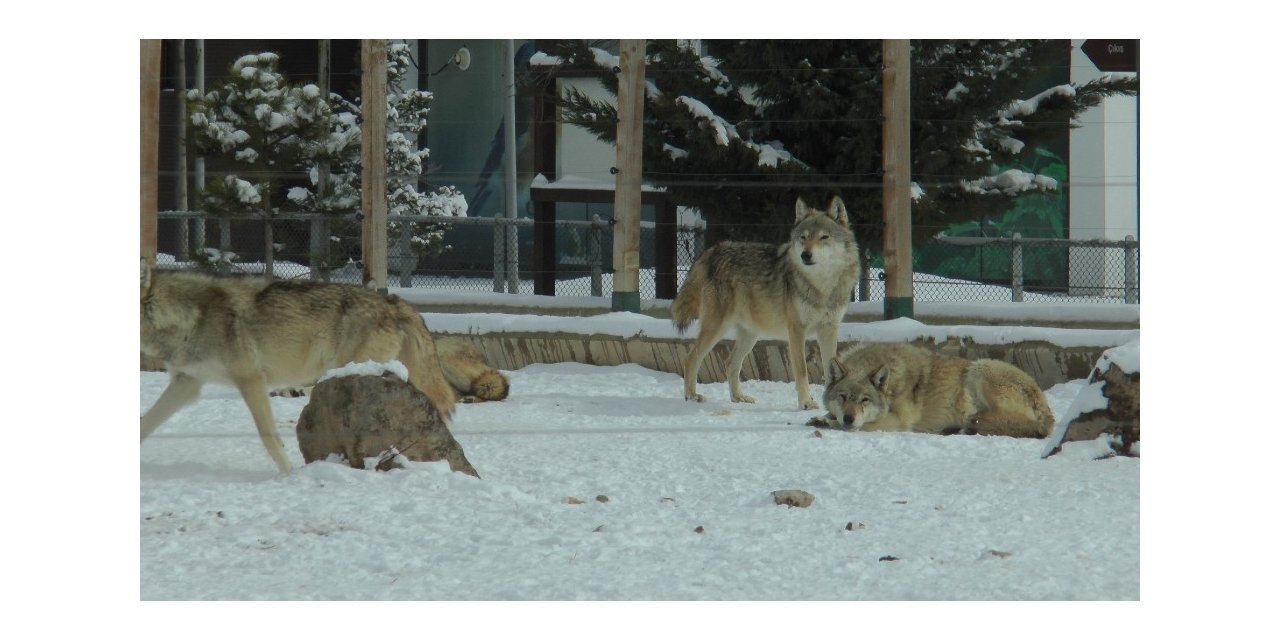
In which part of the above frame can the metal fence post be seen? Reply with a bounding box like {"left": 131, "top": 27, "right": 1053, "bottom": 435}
{"left": 263, "top": 215, "right": 274, "bottom": 281}
{"left": 492, "top": 217, "right": 505, "bottom": 293}
{"left": 506, "top": 215, "right": 519, "bottom": 294}
{"left": 394, "top": 224, "right": 413, "bottom": 288}
{"left": 1010, "top": 233, "right": 1023, "bottom": 302}
{"left": 590, "top": 214, "right": 603, "bottom": 297}
{"left": 1124, "top": 234, "right": 1137, "bottom": 304}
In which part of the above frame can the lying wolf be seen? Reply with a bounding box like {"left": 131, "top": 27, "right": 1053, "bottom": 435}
{"left": 140, "top": 262, "right": 456, "bottom": 472}
{"left": 434, "top": 336, "right": 510, "bottom": 403}
{"left": 809, "top": 342, "right": 1054, "bottom": 438}
{"left": 672, "top": 196, "right": 860, "bottom": 410}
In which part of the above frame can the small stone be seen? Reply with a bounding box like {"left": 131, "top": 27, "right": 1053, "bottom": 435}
{"left": 772, "top": 489, "right": 815, "bottom": 508}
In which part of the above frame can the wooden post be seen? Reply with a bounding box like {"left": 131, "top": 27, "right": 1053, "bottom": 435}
{"left": 881, "top": 39, "right": 913, "bottom": 319}
{"left": 174, "top": 40, "right": 189, "bottom": 262}
{"left": 361, "top": 39, "right": 388, "bottom": 291}
{"left": 611, "top": 39, "right": 645, "bottom": 312}
{"left": 193, "top": 40, "right": 206, "bottom": 254}
{"left": 311, "top": 39, "right": 331, "bottom": 281}
{"left": 140, "top": 39, "right": 162, "bottom": 268}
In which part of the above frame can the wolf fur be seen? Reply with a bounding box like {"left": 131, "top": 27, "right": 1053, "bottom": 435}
{"left": 671, "top": 196, "right": 860, "bottom": 409}
{"left": 435, "top": 336, "right": 510, "bottom": 403}
{"left": 266, "top": 337, "right": 510, "bottom": 403}
{"left": 811, "top": 342, "right": 1054, "bottom": 438}
{"left": 140, "top": 263, "right": 456, "bottom": 472}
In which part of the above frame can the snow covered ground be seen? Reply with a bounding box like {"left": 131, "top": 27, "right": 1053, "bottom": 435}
{"left": 141, "top": 359, "right": 1136, "bottom": 602}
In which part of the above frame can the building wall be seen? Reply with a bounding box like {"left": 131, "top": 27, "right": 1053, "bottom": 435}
{"left": 1069, "top": 39, "right": 1139, "bottom": 295}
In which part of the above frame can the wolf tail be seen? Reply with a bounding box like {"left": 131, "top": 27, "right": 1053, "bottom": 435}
{"left": 671, "top": 252, "right": 709, "bottom": 335}
{"left": 470, "top": 369, "right": 511, "bottom": 402}
{"left": 1029, "top": 388, "right": 1057, "bottom": 438}
{"left": 394, "top": 299, "right": 458, "bottom": 421}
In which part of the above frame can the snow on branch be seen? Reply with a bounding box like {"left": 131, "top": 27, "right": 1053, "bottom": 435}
{"left": 963, "top": 169, "right": 1057, "bottom": 195}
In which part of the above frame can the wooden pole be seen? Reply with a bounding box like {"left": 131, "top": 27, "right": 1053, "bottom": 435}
{"left": 361, "top": 39, "right": 388, "bottom": 291}
{"left": 193, "top": 40, "right": 206, "bottom": 254}
{"left": 881, "top": 39, "right": 913, "bottom": 319}
{"left": 310, "top": 39, "right": 331, "bottom": 281}
{"left": 140, "top": 39, "right": 162, "bottom": 268}
{"left": 611, "top": 39, "right": 645, "bottom": 312}
{"left": 175, "top": 40, "right": 190, "bottom": 262}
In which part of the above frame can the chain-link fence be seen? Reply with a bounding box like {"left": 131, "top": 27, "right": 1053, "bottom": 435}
{"left": 155, "top": 211, "right": 1137, "bottom": 304}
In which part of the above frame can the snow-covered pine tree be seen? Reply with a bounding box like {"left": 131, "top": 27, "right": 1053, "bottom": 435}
{"left": 186, "top": 52, "right": 332, "bottom": 271}
{"left": 187, "top": 46, "right": 466, "bottom": 276}
{"left": 293, "top": 43, "right": 467, "bottom": 263}
{"left": 542, "top": 40, "right": 1138, "bottom": 254}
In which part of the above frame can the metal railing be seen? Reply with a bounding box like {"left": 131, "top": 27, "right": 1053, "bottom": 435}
{"left": 154, "top": 211, "right": 1136, "bottom": 304}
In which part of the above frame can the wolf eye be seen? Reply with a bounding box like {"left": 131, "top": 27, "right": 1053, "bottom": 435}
{"left": 860, "top": 397, "right": 870, "bottom": 405}
{"left": 820, "top": 234, "right": 830, "bottom": 240}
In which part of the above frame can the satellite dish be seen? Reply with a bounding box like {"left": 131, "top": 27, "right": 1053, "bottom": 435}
{"left": 453, "top": 47, "right": 471, "bottom": 71}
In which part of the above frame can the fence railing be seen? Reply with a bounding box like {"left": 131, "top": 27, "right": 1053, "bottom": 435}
{"left": 154, "top": 211, "right": 1137, "bottom": 304}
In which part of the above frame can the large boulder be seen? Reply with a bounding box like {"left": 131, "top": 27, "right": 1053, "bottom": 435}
{"left": 296, "top": 372, "right": 479, "bottom": 477}
{"left": 1042, "top": 340, "right": 1139, "bottom": 458}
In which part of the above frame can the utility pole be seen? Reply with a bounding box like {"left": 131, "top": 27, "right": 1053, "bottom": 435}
{"left": 881, "top": 39, "right": 913, "bottom": 319}
{"left": 611, "top": 39, "right": 645, "bottom": 313}
{"left": 140, "top": 39, "right": 162, "bottom": 268}
{"left": 503, "top": 39, "right": 520, "bottom": 294}
{"left": 361, "top": 39, "right": 389, "bottom": 292}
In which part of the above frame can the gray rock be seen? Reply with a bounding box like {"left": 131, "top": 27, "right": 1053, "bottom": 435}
{"left": 296, "top": 372, "right": 479, "bottom": 477}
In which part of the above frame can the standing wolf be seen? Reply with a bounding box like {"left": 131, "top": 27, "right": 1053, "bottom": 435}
{"left": 140, "top": 262, "right": 456, "bottom": 473}
{"left": 811, "top": 342, "right": 1054, "bottom": 438}
{"left": 672, "top": 196, "right": 860, "bottom": 409}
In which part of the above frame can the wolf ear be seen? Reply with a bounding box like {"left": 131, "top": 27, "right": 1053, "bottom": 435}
{"left": 828, "top": 358, "right": 850, "bottom": 383}
{"left": 827, "top": 196, "right": 850, "bottom": 227}
{"left": 870, "top": 364, "right": 889, "bottom": 390}
{"left": 794, "top": 197, "right": 812, "bottom": 222}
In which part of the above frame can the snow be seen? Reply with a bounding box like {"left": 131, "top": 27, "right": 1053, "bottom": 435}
{"left": 316, "top": 360, "right": 409, "bottom": 384}
{"left": 141, "top": 308, "right": 1139, "bottom": 602}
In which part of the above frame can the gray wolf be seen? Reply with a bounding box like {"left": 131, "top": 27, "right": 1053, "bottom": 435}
{"left": 435, "top": 336, "right": 510, "bottom": 403}
{"left": 809, "top": 342, "right": 1054, "bottom": 438}
{"left": 672, "top": 196, "right": 860, "bottom": 409}
{"left": 140, "top": 262, "right": 456, "bottom": 473}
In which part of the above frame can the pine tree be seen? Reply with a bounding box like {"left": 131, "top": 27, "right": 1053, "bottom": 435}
{"left": 186, "top": 46, "right": 465, "bottom": 272}
{"left": 542, "top": 40, "right": 1138, "bottom": 254}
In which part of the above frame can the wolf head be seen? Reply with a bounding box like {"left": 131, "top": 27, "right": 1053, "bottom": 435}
{"left": 823, "top": 358, "right": 889, "bottom": 429}
{"left": 791, "top": 196, "right": 854, "bottom": 268}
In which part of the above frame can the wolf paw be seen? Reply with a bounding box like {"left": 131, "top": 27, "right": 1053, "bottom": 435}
{"left": 798, "top": 399, "right": 819, "bottom": 410}
{"left": 805, "top": 414, "right": 832, "bottom": 428}
{"left": 686, "top": 393, "right": 707, "bottom": 403}
{"left": 731, "top": 394, "right": 757, "bottom": 404}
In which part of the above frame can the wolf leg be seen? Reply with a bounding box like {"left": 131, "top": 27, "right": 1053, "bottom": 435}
{"left": 786, "top": 324, "right": 818, "bottom": 410}
{"left": 682, "top": 311, "right": 729, "bottom": 403}
{"left": 969, "top": 409, "right": 1050, "bottom": 438}
{"left": 725, "top": 329, "right": 759, "bottom": 403}
{"left": 816, "top": 322, "right": 839, "bottom": 385}
{"left": 233, "top": 374, "right": 293, "bottom": 473}
{"left": 141, "top": 372, "right": 203, "bottom": 440}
